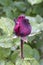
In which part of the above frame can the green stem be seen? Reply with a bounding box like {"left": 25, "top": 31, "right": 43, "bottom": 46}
{"left": 21, "top": 39, "right": 24, "bottom": 59}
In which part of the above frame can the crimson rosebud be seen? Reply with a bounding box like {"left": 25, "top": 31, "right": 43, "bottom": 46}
{"left": 14, "top": 15, "right": 31, "bottom": 37}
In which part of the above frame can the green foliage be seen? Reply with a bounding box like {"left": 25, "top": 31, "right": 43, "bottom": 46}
{"left": 40, "top": 59, "right": 43, "bottom": 65}
{"left": 24, "top": 44, "right": 33, "bottom": 58}
{"left": 27, "top": 0, "right": 43, "bottom": 5}
{"left": 16, "top": 59, "right": 31, "bottom": 65}
{"left": 33, "top": 48, "right": 40, "bottom": 61}
{"left": 0, "top": 60, "right": 14, "bottom": 65}
{"left": 0, "top": 17, "right": 14, "bottom": 36}
{"left": 0, "top": 47, "right": 11, "bottom": 59}
{"left": 0, "top": 0, "right": 43, "bottom": 65}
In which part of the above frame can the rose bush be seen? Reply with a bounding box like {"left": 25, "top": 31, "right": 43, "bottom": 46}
{"left": 0, "top": 0, "right": 43, "bottom": 65}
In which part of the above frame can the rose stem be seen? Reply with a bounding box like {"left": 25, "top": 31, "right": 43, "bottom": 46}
{"left": 21, "top": 39, "right": 24, "bottom": 59}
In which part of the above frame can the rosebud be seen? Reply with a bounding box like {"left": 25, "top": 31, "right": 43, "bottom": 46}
{"left": 14, "top": 15, "right": 31, "bottom": 37}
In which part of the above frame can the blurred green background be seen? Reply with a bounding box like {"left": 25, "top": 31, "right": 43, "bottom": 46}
{"left": 0, "top": 0, "right": 43, "bottom": 65}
